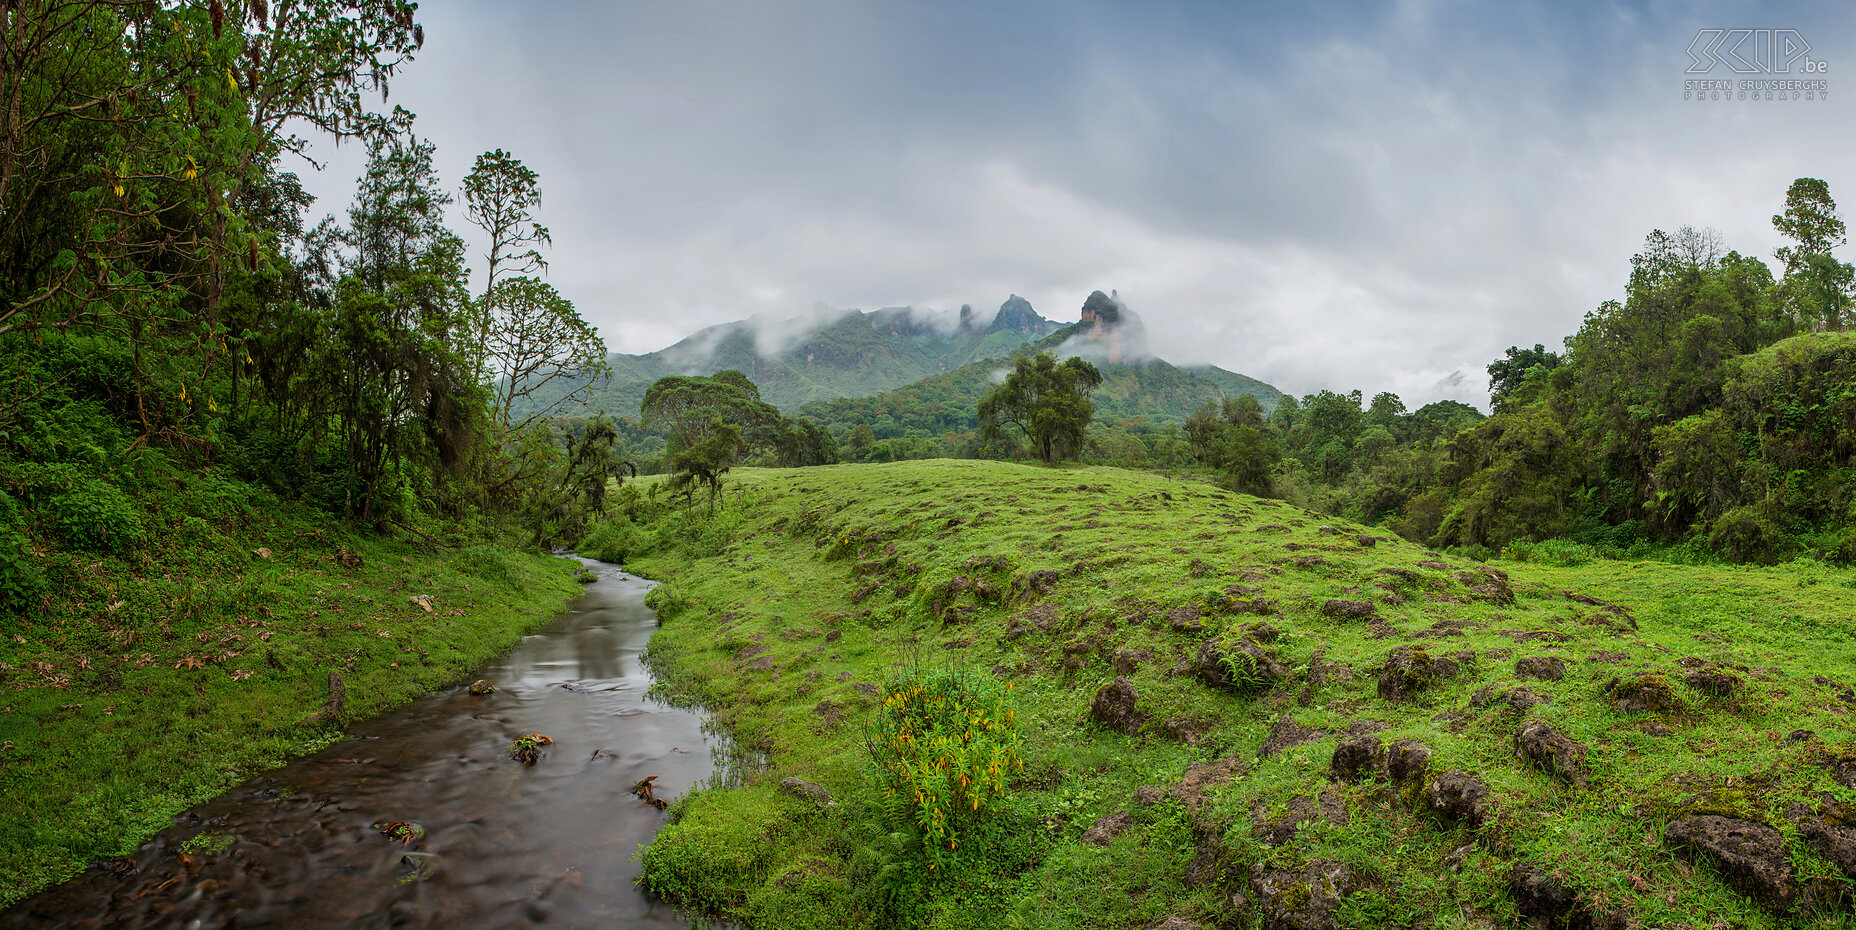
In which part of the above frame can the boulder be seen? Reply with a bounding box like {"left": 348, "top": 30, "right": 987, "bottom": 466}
{"left": 1330, "top": 735, "right": 1383, "bottom": 782}
{"left": 1515, "top": 720, "right": 1587, "bottom": 785}
{"left": 1377, "top": 646, "right": 1460, "bottom": 703}
{"left": 1385, "top": 739, "right": 1433, "bottom": 783}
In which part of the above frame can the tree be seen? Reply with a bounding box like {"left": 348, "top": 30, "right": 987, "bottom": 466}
{"left": 1487, "top": 344, "right": 1562, "bottom": 410}
{"left": 640, "top": 370, "right": 783, "bottom": 456}
{"left": 1183, "top": 399, "right": 1280, "bottom": 496}
{"left": 641, "top": 370, "right": 784, "bottom": 506}
{"left": 1773, "top": 178, "right": 1853, "bottom": 330}
{"left": 480, "top": 276, "right": 609, "bottom": 428}
{"left": 976, "top": 352, "right": 1103, "bottom": 464}
{"left": 463, "top": 149, "right": 551, "bottom": 290}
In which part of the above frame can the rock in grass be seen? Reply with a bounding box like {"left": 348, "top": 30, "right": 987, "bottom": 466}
{"left": 778, "top": 776, "right": 833, "bottom": 806}
{"left": 1607, "top": 673, "right": 1689, "bottom": 717}
{"left": 1250, "top": 859, "right": 1353, "bottom": 930}
{"left": 1090, "top": 676, "right": 1147, "bottom": 735}
{"left": 1508, "top": 865, "right": 1629, "bottom": 930}
{"left": 1385, "top": 739, "right": 1433, "bottom": 783}
{"left": 1685, "top": 666, "right": 1744, "bottom": 700}
{"left": 1663, "top": 815, "right": 1793, "bottom": 911}
{"left": 1515, "top": 656, "right": 1566, "bottom": 681}
{"left": 1258, "top": 714, "right": 1324, "bottom": 757}
{"left": 1081, "top": 811, "right": 1133, "bottom": 847}
{"left": 1424, "top": 769, "right": 1492, "bottom": 828}
{"left": 1515, "top": 720, "right": 1587, "bottom": 786}
{"left": 1798, "top": 813, "right": 1856, "bottom": 879}
{"left": 1191, "top": 635, "right": 1290, "bottom": 694}
{"left": 1330, "top": 735, "right": 1383, "bottom": 782}
{"left": 1319, "top": 599, "right": 1376, "bottom": 620}
{"left": 1376, "top": 646, "right": 1460, "bottom": 703}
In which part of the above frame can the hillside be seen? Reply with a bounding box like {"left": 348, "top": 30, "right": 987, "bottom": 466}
{"left": 795, "top": 323, "right": 1285, "bottom": 441}
{"left": 525, "top": 296, "right": 1067, "bottom": 417}
{"left": 599, "top": 461, "right": 1856, "bottom": 929}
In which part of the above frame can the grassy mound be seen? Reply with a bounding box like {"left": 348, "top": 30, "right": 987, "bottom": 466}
{"left": 623, "top": 460, "right": 1856, "bottom": 929}
{"left": 0, "top": 489, "right": 583, "bottom": 906}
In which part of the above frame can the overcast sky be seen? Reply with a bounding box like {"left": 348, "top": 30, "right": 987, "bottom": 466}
{"left": 298, "top": 0, "right": 1856, "bottom": 409}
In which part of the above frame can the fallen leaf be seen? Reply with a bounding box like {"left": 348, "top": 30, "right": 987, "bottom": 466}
{"left": 254, "top": 547, "right": 272, "bottom": 559}
{"left": 175, "top": 657, "right": 204, "bottom": 670}
{"left": 229, "top": 670, "right": 253, "bottom": 681}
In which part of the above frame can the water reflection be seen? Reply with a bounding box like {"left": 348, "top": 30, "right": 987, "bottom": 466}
{"left": 3, "top": 563, "right": 714, "bottom": 929}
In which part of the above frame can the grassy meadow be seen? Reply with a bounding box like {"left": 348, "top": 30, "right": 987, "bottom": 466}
{"left": 611, "top": 459, "right": 1856, "bottom": 929}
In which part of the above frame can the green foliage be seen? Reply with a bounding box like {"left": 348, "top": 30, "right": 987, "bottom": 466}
{"left": 976, "top": 352, "right": 1104, "bottom": 464}
{"left": 0, "top": 504, "right": 47, "bottom": 612}
{"left": 637, "top": 786, "right": 791, "bottom": 913}
{"left": 869, "top": 667, "right": 1023, "bottom": 868}
{"left": 35, "top": 467, "right": 145, "bottom": 554}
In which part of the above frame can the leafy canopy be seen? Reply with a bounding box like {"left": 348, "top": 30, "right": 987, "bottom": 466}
{"left": 976, "top": 352, "right": 1103, "bottom": 464}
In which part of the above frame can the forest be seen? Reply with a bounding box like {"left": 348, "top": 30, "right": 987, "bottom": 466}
{"left": 0, "top": 0, "right": 643, "bottom": 619}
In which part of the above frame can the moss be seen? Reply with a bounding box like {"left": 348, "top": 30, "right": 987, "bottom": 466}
{"left": 1610, "top": 673, "right": 1691, "bottom": 718}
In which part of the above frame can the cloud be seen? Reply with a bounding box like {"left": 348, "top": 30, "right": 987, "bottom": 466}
{"left": 293, "top": 0, "right": 1856, "bottom": 412}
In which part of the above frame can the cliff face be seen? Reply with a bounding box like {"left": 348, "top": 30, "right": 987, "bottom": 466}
{"left": 1074, "top": 289, "right": 1143, "bottom": 364}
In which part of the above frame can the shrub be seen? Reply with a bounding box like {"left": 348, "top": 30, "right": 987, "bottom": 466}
{"left": 869, "top": 666, "right": 1022, "bottom": 869}
{"left": 579, "top": 518, "right": 652, "bottom": 564}
{"left": 39, "top": 469, "right": 144, "bottom": 554}
{"left": 0, "top": 523, "right": 46, "bottom": 613}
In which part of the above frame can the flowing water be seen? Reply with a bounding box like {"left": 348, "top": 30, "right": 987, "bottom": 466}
{"left": 4, "top": 562, "right": 714, "bottom": 929}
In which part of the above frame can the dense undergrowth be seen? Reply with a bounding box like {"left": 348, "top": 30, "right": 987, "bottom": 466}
{"left": 610, "top": 460, "right": 1856, "bottom": 929}
{"left": 0, "top": 476, "right": 582, "bottom": 907}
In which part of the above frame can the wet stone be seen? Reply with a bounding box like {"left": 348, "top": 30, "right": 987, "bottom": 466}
{"left": 778, "top": 776, "right": 834, "bottom": 806}
{"left": 1250, "top": 859, "right": 1353, "bottom": 930}
{"left": 1112, "top": 648, "right": 1152, "bottom": 675}
{"left": 1385, "top": 739, "right": 1432, "bottom": 783}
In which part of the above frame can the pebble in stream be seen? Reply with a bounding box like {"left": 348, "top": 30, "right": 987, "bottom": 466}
{"left": 2, "top": 564, "right": 717, "bottom": 930}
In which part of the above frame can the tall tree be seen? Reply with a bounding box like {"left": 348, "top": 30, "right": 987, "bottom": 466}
{"left": 1773, "top": 178, "right": 1853, "bottom": 330}
{"left": 463, "top": 149, "right": 550, "bottom": 291}
{"left": 976, "top": 352, "right": 1103, "bottom": 464}
{"left": 1487, "top": 344, "right": 1561, "bottom": 410}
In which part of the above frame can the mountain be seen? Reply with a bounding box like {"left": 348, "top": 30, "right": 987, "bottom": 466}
{"left": 793, "top": 318, "right": 1284, "bottom": 440}
{"left": 527, "top": 296, "right": 1066, "bottom": 417}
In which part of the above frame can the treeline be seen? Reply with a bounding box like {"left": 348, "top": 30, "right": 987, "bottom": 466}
{"left": 1, "top": 1, "right": 617, "bottom": 612}
{"left": 1194, "top": 181, "right": 1855, "bottom": 564}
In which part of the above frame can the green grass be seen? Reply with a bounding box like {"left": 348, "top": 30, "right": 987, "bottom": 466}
{"left": 0, "top": 494, "right": 582, "bottom": 906}
{"left": 617, "top": 459, "right": 1856, "bottom": 928}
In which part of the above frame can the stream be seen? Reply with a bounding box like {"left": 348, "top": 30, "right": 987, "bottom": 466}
{"left": 3, "top": 561, "right": 715, "bottom": 929}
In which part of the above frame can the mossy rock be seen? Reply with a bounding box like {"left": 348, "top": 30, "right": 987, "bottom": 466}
{"left": 1606, "top": 672, "right": 1690, "bottom": 718}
